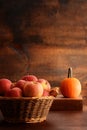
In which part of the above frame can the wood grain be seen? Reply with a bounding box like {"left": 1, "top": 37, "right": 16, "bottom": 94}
{"left": 50, "top": 95, "right": 83, "bottom": 111}
{"left": 0, "top": 0, "right": 87, "bottom": 104}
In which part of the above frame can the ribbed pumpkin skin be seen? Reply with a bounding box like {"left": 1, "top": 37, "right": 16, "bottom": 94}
{"left": 60, "top": 78, "right": 81, "bottom": 98}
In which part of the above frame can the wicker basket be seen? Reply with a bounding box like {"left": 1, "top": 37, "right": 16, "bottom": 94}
{"left": 0, "top": 96, "right": 54, "bottom": 123}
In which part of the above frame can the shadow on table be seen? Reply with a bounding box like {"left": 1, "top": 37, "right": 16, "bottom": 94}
{"left": 0, "top": 110, "right": 54, "bottom": 130}
{"left": 0, "top": 120, "right": 54, "bottom": 130}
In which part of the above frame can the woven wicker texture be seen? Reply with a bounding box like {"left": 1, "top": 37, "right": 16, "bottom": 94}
{"left": 0, "top": 96, "right": 54, "bottom": 123}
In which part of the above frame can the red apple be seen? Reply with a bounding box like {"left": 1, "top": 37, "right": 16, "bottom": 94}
{"left": 24, "top": 81, "right": 43, "bottom": 97}
{"left": 0, "top": 78, "right": 12, "bottom": 95}
{"left": 21, "top": 75, "right": 38, "bottom": 82}
{"left": 14, "top": 80, "right": 26, "bottom": 93}
{"left": 5, "top": 87, "right": 22, "bottom": 97}
{"left": 42, "top": 90, "right": 50, "bottom": 96}
{"left": 38, "top": 79, "right": 51, "bottom": 96}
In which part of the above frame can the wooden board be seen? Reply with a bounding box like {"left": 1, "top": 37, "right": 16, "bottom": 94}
{"left": 0, "top": 0, "right": 87, "bottom": 105}
{"left": 50, "top": 95, "right": 83, "bottom": 111}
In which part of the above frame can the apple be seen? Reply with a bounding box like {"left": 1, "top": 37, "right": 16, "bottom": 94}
{"left": 14, "top": 80, "right": 26, "bottom": 94}
{"left": 24, "top": 81, "right": 43, "bottom": 97}
{"left": 21, "top": 75, "right": 38, "bottom": 82}
{"left": 5, "top": 87, "right": 22, "bottom": 97}
{"left": 38, "top": 78, "right": 51, "bottom": 96}
{"left": 42, "top": 90, "right": 50, "bottom": 96}
{"left": 0, "top": 78, "right": 12, "bottom": 95}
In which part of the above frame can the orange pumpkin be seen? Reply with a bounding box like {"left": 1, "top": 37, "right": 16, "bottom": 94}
{"left": 60, "top": 67, "right": 81, "bottom": 98}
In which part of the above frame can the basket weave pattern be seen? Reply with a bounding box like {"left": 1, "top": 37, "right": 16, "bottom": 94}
{"left": 0, "top": 96, "right": 54, "bottom": 123}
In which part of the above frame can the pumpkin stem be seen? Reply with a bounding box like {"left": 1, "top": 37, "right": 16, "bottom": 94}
{"left": 68, "top": 67, "right": 72, "bottom": 78}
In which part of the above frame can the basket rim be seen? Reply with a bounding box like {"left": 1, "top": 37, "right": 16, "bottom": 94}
{"left": 0, "top": 96, "right": 54, "bottom": 100}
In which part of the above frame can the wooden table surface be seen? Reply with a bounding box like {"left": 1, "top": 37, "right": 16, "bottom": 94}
{"left": 0, "top": 105, "right": 87, "bottom": 130}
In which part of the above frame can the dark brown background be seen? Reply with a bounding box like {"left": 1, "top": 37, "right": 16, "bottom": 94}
{"left": 0, "top": 0, "right": 87, "bottom": 103}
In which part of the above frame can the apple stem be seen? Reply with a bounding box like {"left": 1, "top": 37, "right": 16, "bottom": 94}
{"left": 68, "top": 67, "right": 73, "bottom": 78}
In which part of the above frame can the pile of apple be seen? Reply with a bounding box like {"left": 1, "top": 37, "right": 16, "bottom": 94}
{"left": 0, "top": 75, "right": 58, "bottom": 98}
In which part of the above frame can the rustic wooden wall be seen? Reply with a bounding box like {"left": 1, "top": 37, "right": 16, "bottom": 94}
{"left": 0, "top": 0, "right": 87, "bottom": 102}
